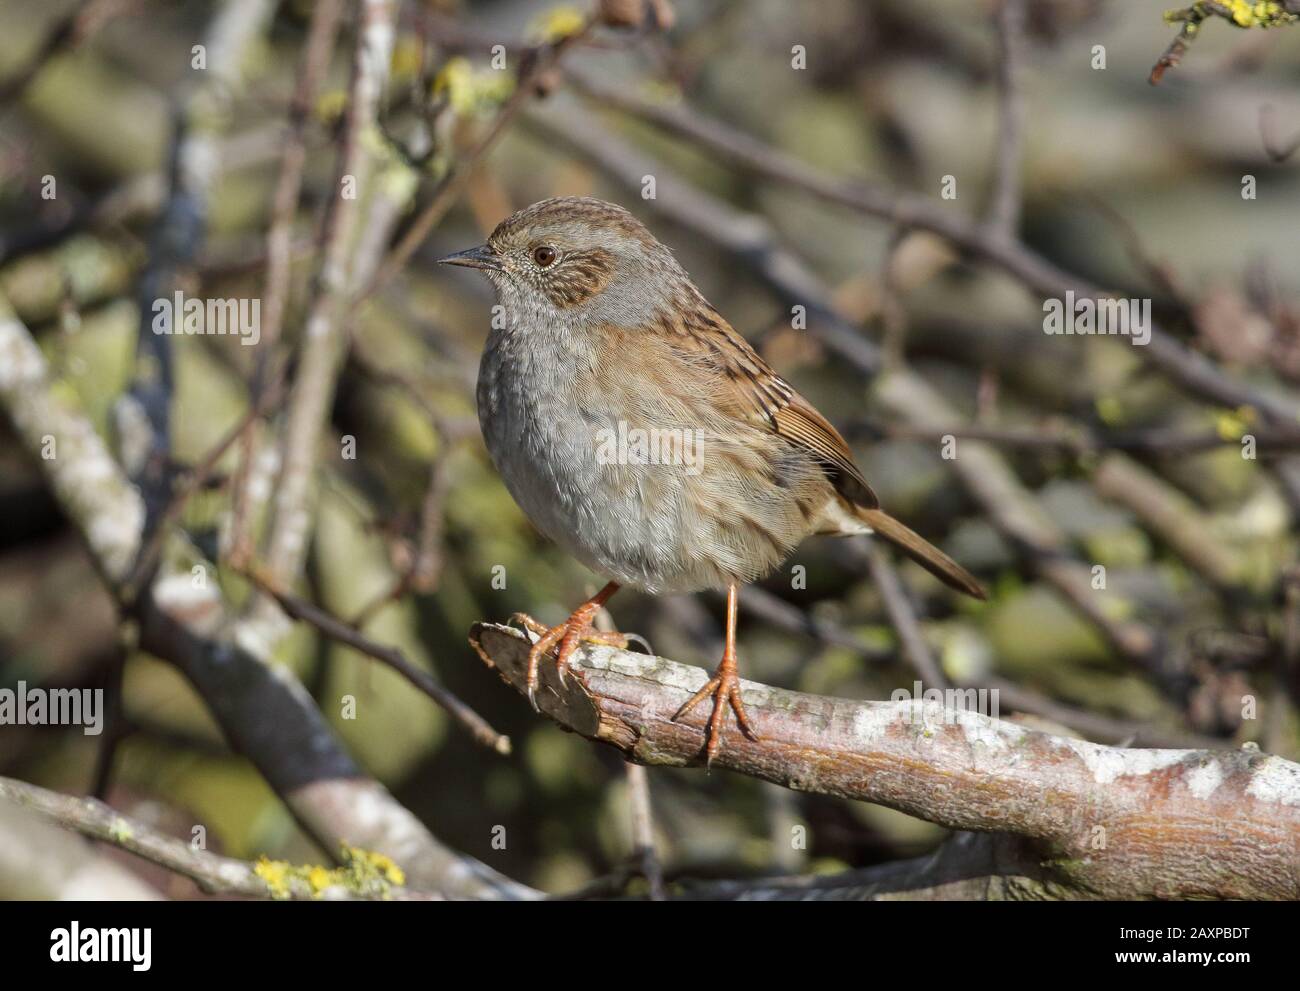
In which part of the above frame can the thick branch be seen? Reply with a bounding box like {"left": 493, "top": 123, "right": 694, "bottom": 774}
{"left": 471, "top": 623, "right": 1300, "bottom": 900}
{"left": 0, "top": 777, "right": 429, "bottom": 900}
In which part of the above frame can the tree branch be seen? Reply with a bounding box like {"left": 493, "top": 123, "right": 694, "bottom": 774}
{"left": 470, "top": 622, "right": 1300, "bottom": 900}
{"left": 263, "top": 0, "right": 397, "bottom": 589}
{"left": 0, "top": 300, "right": 534, "bottom": 900}
{"left": 0, "top": 776, "right": 431, "bottom": 900}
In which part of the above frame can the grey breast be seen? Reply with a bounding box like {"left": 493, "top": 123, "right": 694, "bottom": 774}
{"left": 477, "top": 320, "right": 742, "bottom": 595}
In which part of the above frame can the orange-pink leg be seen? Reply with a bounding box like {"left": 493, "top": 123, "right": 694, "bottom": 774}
{"left": 672, "top": 582, "right": 760, "bottom": 767}
{"left": 518, "top": 581, "right": 626, "bottom": 710}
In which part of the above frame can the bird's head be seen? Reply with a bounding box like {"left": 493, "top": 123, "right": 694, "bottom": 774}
{"left": 437, "top": 196, "right": 688, "bottom": 324}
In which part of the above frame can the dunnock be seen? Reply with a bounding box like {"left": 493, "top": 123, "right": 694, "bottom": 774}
{"left": 441, "top": 196, "right": 984, "bottom": 765}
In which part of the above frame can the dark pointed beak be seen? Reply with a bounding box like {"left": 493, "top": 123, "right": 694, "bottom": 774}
{"left": 435, "top": 244, "right": 502, "bottom": 272}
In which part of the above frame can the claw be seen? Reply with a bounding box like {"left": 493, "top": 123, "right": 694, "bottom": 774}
{"left": 672, "top": 661, "right": 760, "bottom": 769}
{"left": 511, "top": 612, "right": 549, "bottom": 637}
{"left": 516, "top": 583, "right": 625, "bottom": 715}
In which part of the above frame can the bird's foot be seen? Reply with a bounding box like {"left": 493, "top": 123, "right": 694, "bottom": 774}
{"left": 672, "top": 653, "right": 760, "bottom": 769}
{"left": 512, "top": 607, "right": 627, "bottom": 711}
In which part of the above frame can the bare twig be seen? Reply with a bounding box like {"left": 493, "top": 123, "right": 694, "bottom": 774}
{"left": 262, "top": 0, "right": 398, "bottom": 590}
{"left": 349, "top": 446, "right": 457, "bottom": 628}
{"left": 121, "top": 376, "right": 289, "bottom": 606}
{"left": 1092, "top": 452, "right": 1249, "bottom": 592}
{"left": 564, "top": 73, "right": 1300, "bottom": 425}
{"left": 0, "top": 0, "right": 141, "bottom": 105}
{"left": 862, "top": 542, "right": 948, "bottom": 690}
{"left": 872, "top": 369, "right": 1167, "bottom": 678}
{"left": 243, "top": 566, "right": 511, "bottom": 754}
{"left": 684, "top": 831, "right": 1057, "bottom": 900}
{"left": 624, "top": 762, "right": 664, "bottom": 900}
{"left": 357, "top": 18, "right": 596, "bottom": 304}
{"left": 228, "top": 0, "right": 347, "bottom": 568}
{"left": 845, "top": 418, "right": 1300, "bottom": 455}
{"left": 987, "top": 0, "right": 1028, "bottom": 239}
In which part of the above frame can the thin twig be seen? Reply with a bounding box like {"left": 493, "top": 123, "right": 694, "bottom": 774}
{"left": 262, "top": 0, "right": 397, "bottom": 589}
{"left": 242, "top": 567, "right": 511, "bottom": 754}
{"left": 121, "top": 376, "right": 288, "bottom": 606}
{"left": 987, "top": 0, "right": 1028, "bottom": 239}
{"left": 0, "top": 0, "right": 141, "bottom": 104}
{"left": 228, "top": 0, "right": 346, "bottom": 568}
{"left": 862, "top": 542, "right": 949, "bottom": 690}
{"left": 356, "top": 19, "right": 596, "bottom": 305}
{"left": 624, "top": 762, "right": 664, "bottom": 900}
{"left": 564, "top": 71, "right": 1300, "bottom": 425}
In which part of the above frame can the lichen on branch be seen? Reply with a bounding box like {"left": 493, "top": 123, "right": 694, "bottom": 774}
{"left": 1152, "top": 1, "right": 1300, "bottom": 83}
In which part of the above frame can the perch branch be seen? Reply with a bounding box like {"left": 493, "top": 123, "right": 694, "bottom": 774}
{"left": 470, "top": 622, "right": 1300, "bottom": 900}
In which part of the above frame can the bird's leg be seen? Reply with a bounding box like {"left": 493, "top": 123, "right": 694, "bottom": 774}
{"left": 673, "top": 582, "right": 760, "bottom": 767}
{"left": 516, "top": 581, "right": 625, "bottom": 711}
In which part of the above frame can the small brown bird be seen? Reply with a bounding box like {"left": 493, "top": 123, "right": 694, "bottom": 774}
{"left": 441, "top": 196, "right": 984, "bottom": 765}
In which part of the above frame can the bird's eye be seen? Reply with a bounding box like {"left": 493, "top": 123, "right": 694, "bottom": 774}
{"left": 532, "top": 245, "right": 557, "bottom": 268}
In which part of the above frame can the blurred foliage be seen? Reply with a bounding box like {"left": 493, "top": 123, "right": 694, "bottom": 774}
{"left": 0, "top": 0, "right": 1298, "bottom": 896}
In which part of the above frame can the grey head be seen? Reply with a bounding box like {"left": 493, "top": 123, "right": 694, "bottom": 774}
{"left": 436, "top": 196, "right": 694, "bottom": 329}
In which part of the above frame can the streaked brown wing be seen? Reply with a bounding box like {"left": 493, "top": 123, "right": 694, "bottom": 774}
{"left": 666, "top": 304, "right": 879, "bottom": 509}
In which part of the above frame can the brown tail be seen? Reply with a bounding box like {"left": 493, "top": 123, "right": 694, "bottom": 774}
{"left": 856, "top": 508, "right": 987, "bottom": 601}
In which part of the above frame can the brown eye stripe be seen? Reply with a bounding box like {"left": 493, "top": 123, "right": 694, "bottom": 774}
{"left": 543, "top": 248, "right": 615, "bottom": 308}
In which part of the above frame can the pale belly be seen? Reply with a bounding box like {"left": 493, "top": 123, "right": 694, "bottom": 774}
{"left": 476, "top": 335, "right": 826, "bottom": 594}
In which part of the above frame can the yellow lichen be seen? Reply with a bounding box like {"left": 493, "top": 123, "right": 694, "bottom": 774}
{"left": 1215, "top": 406, "right": 1257, "bottom": 441}
{"left": 1164, "top": 1, "right": 1298, "bottom": 28}
{"left": 432, "top": 57, "right": 515, "bottom": 117}
{"left": 390, "top": 35, "right": 422, "bottom": 82}
{"left": 252, "top": 846, "right": 407, "bottom": 900}
{"left": 254, "top": 856, "right": 292, "bottom": 899}
{"left": 529, "top": 6, "right": 588, "bottom": 43}
{"left": 1095, "top": 396, "right": 1124, "bottom": 427}
{"left": 315, "top": 89, "right": 348, "bottom": 124}
{"left": 352, "top": 847, "right": 406, "bottom": 886}
{"left": 307, "top": 866, "right": 333, "bottom": 894}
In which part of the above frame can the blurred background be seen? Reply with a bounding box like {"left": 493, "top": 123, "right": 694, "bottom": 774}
{"left": 1, "top": 0, "right": 1298, "bottom": 898}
